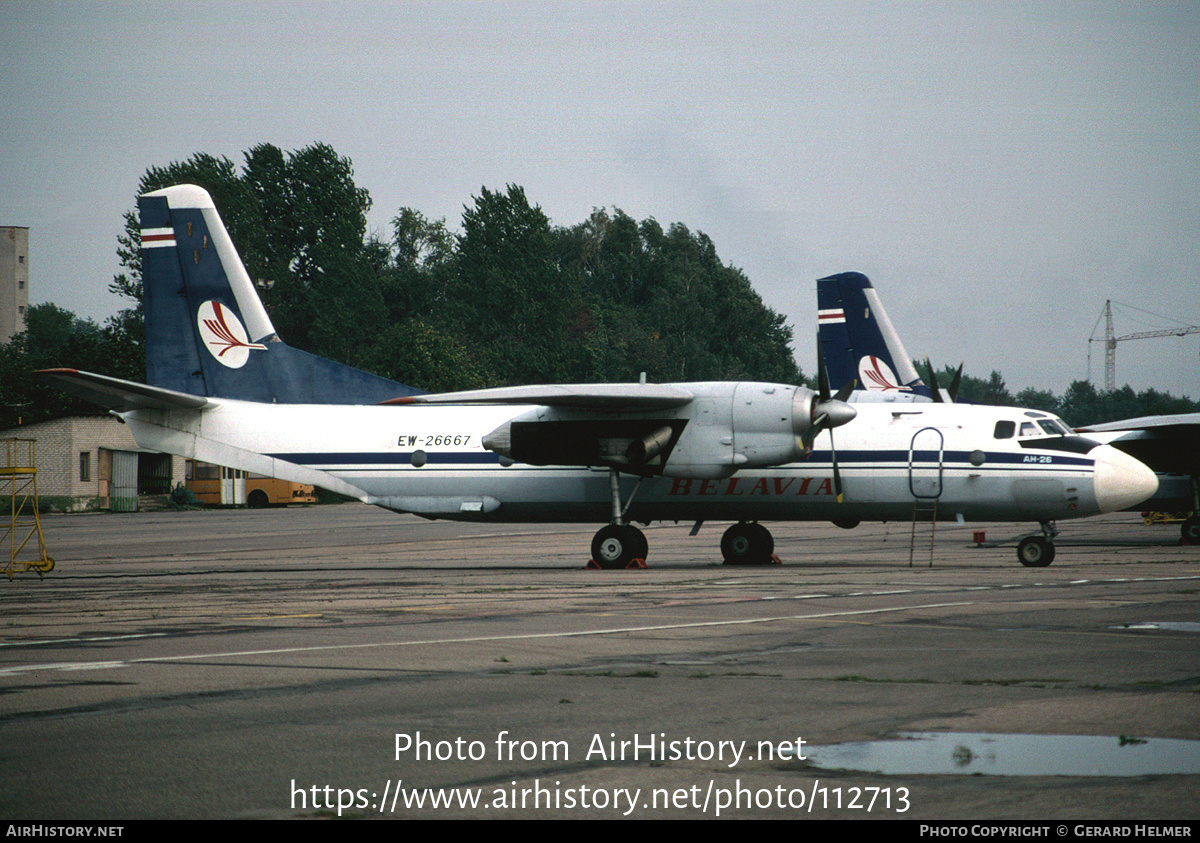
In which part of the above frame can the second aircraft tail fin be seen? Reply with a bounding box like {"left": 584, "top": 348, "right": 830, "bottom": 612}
{"left": 817, "top": 271, "right": 926, "bottom": 397}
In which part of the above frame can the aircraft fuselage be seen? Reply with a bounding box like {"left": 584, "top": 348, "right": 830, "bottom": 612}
{"left": 123, "top": 395, "right": 1153, "bottom": 527}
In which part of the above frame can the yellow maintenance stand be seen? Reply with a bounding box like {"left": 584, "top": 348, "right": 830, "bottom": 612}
{"left": 1, "top": 438, "right": 54, "bottom": 579}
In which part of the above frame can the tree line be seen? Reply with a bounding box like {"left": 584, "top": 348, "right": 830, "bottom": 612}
{"left": 113, "top": 144, "right": 801, "bottom": 393}
{"left": 2, "top": 143, "right": 799, "bottom": 427}
{"left": 917, "top": 363, "right": 1200, "bottom": 428}
{"left": 2, "top": 141, "right": 1195, "bottom": 431}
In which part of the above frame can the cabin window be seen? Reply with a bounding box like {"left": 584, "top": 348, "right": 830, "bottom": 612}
{"left": 1019, "top": 422, "right": 1038, "bottom": 437}
{"left": 993, "top": 421, "right": 1015, "bottom": 439}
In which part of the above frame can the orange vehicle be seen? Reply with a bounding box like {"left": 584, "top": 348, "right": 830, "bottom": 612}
{"left": 185, "top": 460, "right": 316, "bottom": 507}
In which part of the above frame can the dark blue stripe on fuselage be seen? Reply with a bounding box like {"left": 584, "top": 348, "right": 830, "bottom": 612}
{"left": 821, "top": 449, "right": 1094, "bottom": 468}
{"left": 269, "top": 451, "right": 501, "bottom": 466}
{"left": 267, "top": 448, "right": 1094, "bottom": 470}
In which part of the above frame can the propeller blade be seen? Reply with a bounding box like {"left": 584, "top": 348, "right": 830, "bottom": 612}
{"left": 948, "top": 362, "right": 964, "bottom": 403}
{"left": 801, "top": 413, "right": 826, "bottom": 453}
{"left": 805, "top": 333, "right": 856, "bottom": 499}
{"left": 832, "top": 378, "right": 857, "bottom": 404}
{"left": 830, "top": 430, "right": 844, "bottom": 503}
{"left": 925, "top": 358, "right": 945, "bottom": 403}
{"left": 816, "top": 334, "right": 832, "bottom": 402}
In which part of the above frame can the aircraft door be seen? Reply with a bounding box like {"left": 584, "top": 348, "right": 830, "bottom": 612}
{"left": 908, "top": 427, "right": 944, "bottom": 499}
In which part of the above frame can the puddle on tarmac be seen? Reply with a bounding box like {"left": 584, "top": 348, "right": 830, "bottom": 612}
{"left": 802, "top": 732, "right": 1200, "bottom": 777}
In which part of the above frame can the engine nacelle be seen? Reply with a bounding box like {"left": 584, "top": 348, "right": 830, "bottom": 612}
{"left": 657, "top": 383, "right": 853, "bottom": 478}
{"left": 481, "top": 381, "right": 855, "bottom": 480}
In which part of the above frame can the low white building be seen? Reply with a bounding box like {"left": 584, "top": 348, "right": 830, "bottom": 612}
{"left": 0, "top": 416, "right": 185, "bottom": 511}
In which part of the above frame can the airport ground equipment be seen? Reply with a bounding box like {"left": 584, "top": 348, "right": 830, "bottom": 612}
{"left": 1, "top": 438, "right": 54, "bottom": 579}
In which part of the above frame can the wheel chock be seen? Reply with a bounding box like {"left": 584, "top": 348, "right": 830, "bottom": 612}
{"left": 585, "top": 558, "right": 647, "bottom": 570}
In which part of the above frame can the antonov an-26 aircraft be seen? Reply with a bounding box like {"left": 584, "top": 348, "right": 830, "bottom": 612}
{"left": 43, "top": 185, "right": 1159, "bottom": 568}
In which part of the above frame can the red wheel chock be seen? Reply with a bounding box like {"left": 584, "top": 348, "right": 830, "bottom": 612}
{"left": 586, "top": 558, "right": 647, "bottom": 570}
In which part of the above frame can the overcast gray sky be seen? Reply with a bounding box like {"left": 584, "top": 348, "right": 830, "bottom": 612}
{"left": 3, "top": 0, "right": 1198, "bottom": 398}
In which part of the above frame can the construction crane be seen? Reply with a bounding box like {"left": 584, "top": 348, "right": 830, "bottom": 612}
{"left": 1089, "top": 300, "right": 1200, "bottom": 391}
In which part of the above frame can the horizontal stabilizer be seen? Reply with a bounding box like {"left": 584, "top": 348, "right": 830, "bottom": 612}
{"left": 37, "top": 369, "right": 213, "bottom": 413}
{"left": 381, "top": 383, "right": 695, "bottom": 410}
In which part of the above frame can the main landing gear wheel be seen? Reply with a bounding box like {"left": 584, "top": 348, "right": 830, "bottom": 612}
{"left": 591, "top": 524, "right": 648, "bottom": 569}
{"left": 1017, "top": 536, "right": 1055, "bottom": 567}
{"left": 721, "top": 521, "right": 775, "bottom": 565}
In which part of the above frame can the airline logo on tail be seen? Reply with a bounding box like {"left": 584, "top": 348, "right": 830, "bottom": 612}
{"left": 857, "top": 355, "right": 907, "bottom": 391}
{"left": 197, "top": 301, "right": 266, "bottom": 368}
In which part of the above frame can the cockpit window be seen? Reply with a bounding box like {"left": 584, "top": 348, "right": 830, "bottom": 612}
{"left": 994, "top": 420, "right": 1015, "bottom": 439}
{"left": 1014, "top": 416, "right": 1073, "bottom": 439}
{"left": 1037, "top": 419, "right": 1070, "bottom": 436}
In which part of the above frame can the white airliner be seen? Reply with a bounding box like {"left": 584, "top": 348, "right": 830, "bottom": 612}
{"left": 43, "top": 185, "right": 1159, "bottom": 568}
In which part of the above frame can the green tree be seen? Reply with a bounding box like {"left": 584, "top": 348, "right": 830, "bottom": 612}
{"left": 109, "top": 161, "right": 803, "bottom": 393}
{"left": 392, "top": 208, "right": 454, "bottom": 271}
{"left": 1014, "top": 386, "right": 1060, "bottom": 415}
{"left": 359, "top": 319, "right": 486, "bottom": 394}
{"left": 1059, "top": 379, "right": 1102, "bottom": 426}
{"left": 240, "top": 143, "right": 377, "bottom": 358}
{"left": 561, "top": 209, "right": 800, "bottom": 385}
{"left": 381, "top": 209, "right": 455, "bottom": 330}
{"left": 0, "top": 303, "right": 143, "bottom": 429}
{"left": 447, "top": 185, "right": 587, "bottom": 384}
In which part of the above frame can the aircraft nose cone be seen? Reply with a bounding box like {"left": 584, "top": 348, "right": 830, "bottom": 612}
{"left": 1091, "top": 445, "right": 1158, "bottom": 513}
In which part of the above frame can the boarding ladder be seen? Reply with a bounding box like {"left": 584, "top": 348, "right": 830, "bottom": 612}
{"left": 908, "top": 426, "right": 943, "bottom": 567}
{"left": 908, "top": 498, "right": 937, "bottom": 568}
{"left": 1, "top": 438, "right": 54, "bottom": 579}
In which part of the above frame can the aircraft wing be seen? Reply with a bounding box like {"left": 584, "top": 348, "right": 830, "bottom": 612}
{"left": 37, "top": 369, "right": 213, "bottom": 413}
{"left": 381, "top": 383, "right": 695, "bottom": 410}
{"left": 1076, "top": 412, "right": 1200, "bottom": 477}
{"left": 1076, "top": 412, "right": 1200, "bottom": 435}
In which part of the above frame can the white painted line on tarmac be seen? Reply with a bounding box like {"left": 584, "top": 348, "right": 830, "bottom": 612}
{"left": 0, "top": 600, "right": 973, "bottom": 677}
{"left": 0, "top": 633, "right": 168, "bottom": 648}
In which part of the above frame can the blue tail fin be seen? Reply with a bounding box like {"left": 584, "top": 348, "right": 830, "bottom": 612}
{"left": 817, "top": 271, "right": 927, "bottom": 398}
{"left": 139, "top": 184, "right": 422, "bottom": 404}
